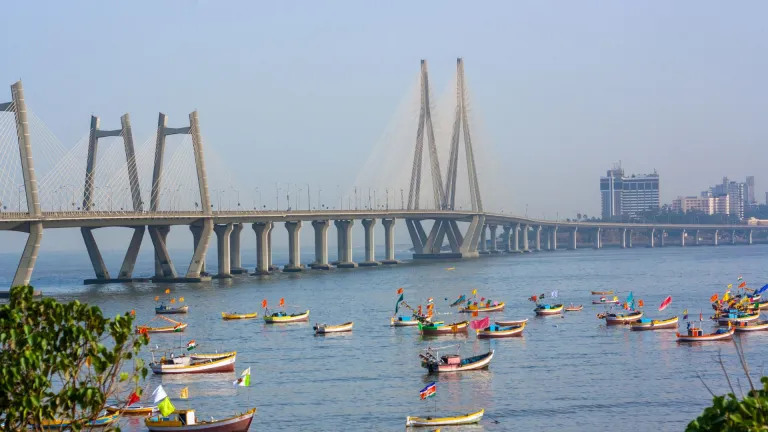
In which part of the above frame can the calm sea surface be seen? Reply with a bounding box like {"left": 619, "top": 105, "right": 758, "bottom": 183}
{"left": 2, "top": 244, "right": 767, "bottom": 431}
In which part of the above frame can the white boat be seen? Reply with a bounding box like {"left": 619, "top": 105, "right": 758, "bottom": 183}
{"left": 495, "top": 318, "right": 528, "bottom": 326}
{"left": 150, "top": 352, "right": 236, "bottom": 374}
{"left": 405, "top": 408, "right": 484, "bottom": 427}
{"left": 314, "top": 321, "right": 354, "bottom": 334}
{"left": 733, "top": 320, "right": 768, "bottom": 332}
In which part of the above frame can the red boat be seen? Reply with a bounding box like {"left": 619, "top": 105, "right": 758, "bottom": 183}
{"left": 145, "top": 408, "right": 256, "bottom": 432}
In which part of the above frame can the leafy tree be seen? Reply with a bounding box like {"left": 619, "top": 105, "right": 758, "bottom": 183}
{"left": 0, "top": 285, "right": 149, "bottom": 431}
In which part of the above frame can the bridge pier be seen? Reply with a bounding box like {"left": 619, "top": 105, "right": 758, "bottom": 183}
{"left": 732, "top": 230, "right": 736, "bottom": 245}
{"left": 82, "top": 227, "right": 110, "bottom": 280}
{"left": 311, "top": 220, "right": 331, "bottom": 270}
{"left": 536, "top": 226, "right": 542, "bottom": 251}
{"left": 648, "top": 229, "right": 655, "bottom": 248}
{"left": 551, "top": 226, "right": 558, "bottom": 251}
{"left": 620, "top": 228, "right": 627, "bottom": 248}
{"left": 749, "top": 229, "right": 753, "bottom": 245}
{"left": 360, "top": 219, "right": 380, "bottom": 267}
{"left": 335, "top": 220, "right": 358, "bottom": 268}
{"left": 284, "top": 221, "right": 304, "bottom": 272}
{"left": 680, "top": 230, "right": 686, "bottom": 247}
{"left": 522, "top": 225, "right": 530, "bottom": 252}
{"left": 570, "top": 227, "right": 577, "bottom": 250}
{"left": 252, "top": 222, "right": 273, "bottom": 275}
{"left": 502, "top": 225, "right": 512, "bottom": 252}
{"left": 229, "top": 223, "right": 246, "bottom": 274}
{"left": 189, "top": 224, "right": 207, "bottom": 275}
{"left": 628, "top": 229, "right": 633, "bottom": 248}
{"left": 478, "top": 224, "right": 489, "bottom": 254}
{"left": 695, "top": 230, "right": 700, "bottom": 246}
{"left": 489, "top": 225, "right": 499, "bottom": 253}
{"left": 150, "top": 226, "right": 177, "bottom": 279}
{"left": 594, "top": 228, "right": 601, "bottom": 249}
{"left": 660, "top": 230, "right": 665, "bottom": 247}
{"left": 513, "top": 224, "right": 520, "bottom": 252}
{"left": 213, "top": 223, "right": 233, "bottom": 278}
{"left": 714, "top": 230, "right": 719, "bottom": 246}
{"left": 118, "top": 227, "right": 145, "bottom": 279}
{"left": 381, "top": 218, "right": 398, "bottom": 264}
{"left": 12, "top": 222, "right": 43, "bottom": 289}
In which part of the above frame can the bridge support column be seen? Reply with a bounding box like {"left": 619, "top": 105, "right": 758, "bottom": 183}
{"left": 732, "top": 230, "right": 736, "bottom": 245}
{"left": 660, "top": 230, "right": 665, "bottom": 247}
{"left": 117, "top": 227, "right": 144, "bottom": 279}
{"left": 536, "top": 226, "right": 542, "bottom": 251}
{"left": 150, "top": 226, "right": 177, "bottom": 280}
{"left": 513, "top": 224, "right": 520, "bottom": 252}
{"left": 681, "top": 230, "right": 686, "bottom": 247}
{"left": 570, "top": 228, "right": 577, "bottom": 250}
{"left": 11, "top": 222, "right": 43, "bottom": 288}
{"left": 594, "top": 228, "right": 601, "bottom": 249}
{"left": 714, "top": 230, "right": 719, "bottom": 246}
{"left": 628, "top": 230, "right": 633, "bottom": 248}
{"left": 695, "top": 230, "right": 700, "bottom": 246}
{"left": 189, "top": 224, "right": 207, "bottom": 275}
{"left": 478, "top": 224, "right": 489, "bottom": 254}
{"left": 502, "top": 226, "right": 512, "bottom": 252}
{"left": 252, "top": 222, "right": 273, "bottom": 275}
{"left": 311, "top": 220, "right": 331, "bottom": 270}
{"left": 551, "top": 226, "right": 558, "bottom": 251}
{"left": 82, "top": 227, "right": 110, "bottom": 281}
{"left": 489, "top": 225, "right": 499, "bottom": 253}
{"left": 229, "top": 223, "right": 246, "bottom": 274}
{"left": 749, "top": 230, "right": 753, "bottom": 245}
{"left": 336, "top": 220, "right": 358, "bottom": 268}
{"left": 284, "top": 221, "right": 304, "bottom": 272}
{"left": 648, "top": 229, "right": 655, "bottom": 248}
{"left": 185, "top": 220, "right": 212, "bottom": 280}
{"left": 381, "top": 218, "right": 399, "bottom": 264}
{"left": 360, "top": 219, "right": 380, "bottom": 266}
{"left": 213, "top": 223, "right": 233, "bottom": 278}
{"left": 522, "top": 225, "right": 530, "bottom": 252}
{"left": 406, "top": 219, "right": 428, "bottom": 255}
{"left": 621, "top": 228, "right": 627, "bottom": 248}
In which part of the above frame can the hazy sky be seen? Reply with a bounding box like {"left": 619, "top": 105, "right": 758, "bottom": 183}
{"left": 1, "top": 1, "right": 767, "bottom": 254}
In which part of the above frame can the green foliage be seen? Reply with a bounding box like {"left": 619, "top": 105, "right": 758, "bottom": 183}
{"left": 0, "top": 286, "right": 149, "bottom": 431}
{"left": 687, "top": 376, "right": 768, "bottom": 431}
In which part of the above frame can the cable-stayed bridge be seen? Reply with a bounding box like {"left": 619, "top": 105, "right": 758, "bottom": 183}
{"left": 0, "top": 59, "right": 764, "bottom": 289}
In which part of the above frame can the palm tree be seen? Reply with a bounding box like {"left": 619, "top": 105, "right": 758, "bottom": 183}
{"left": 576, "top": 213, "right": 582, "bottom": 221}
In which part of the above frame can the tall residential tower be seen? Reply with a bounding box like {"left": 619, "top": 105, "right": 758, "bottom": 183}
{"left": 600, "top": 163, "right": 660, "bottom": 219}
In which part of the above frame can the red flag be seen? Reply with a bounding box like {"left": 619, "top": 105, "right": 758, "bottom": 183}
{"left": 470, "top": 316, "right": 490, "bottom": 330}
{"left": 638, "top": 300, "right": 644, "bottom": 308}
{"left": 127, "top": 391, "right": 141, "bottom": 407}
{"left": 739, "top": 281, "right": 747, "bottom": 289}
{"left": 397, "top": 288, "right": 404, "bottom": 295}
{"left": 658, "top": 296, "right": 672, "bottom": 311}
{"left": 472, "top": 311, "right": 478, "bottom": 317}
{"left": 262, "top": 299, "right": 267, "bottom": 309}
{"left": 279, "top": 297, "right": 285, "bottom": 307}
{"left": 710, "top": 293, "right": 719, "bottom": 303}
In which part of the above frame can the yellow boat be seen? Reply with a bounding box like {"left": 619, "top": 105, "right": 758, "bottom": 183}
{"left": 135, "top": 316, "right": 188, "bottom": 334}
{"left": 221, "top": 312, "right": 258, "bottom": 320}
{"left": 314, "top": 321, "right": 354, "bottom": 334}
{"left": 39, "top": 412, "right": 120, "bottom": 429}
{"left": 106, "top": 403, "right": 157, "bottom": 415}
{"left": 264, "top": 310, "right": 310, "bottom": 323}
{"left": 405, "top": 409, "right": 484, "bottom": 427}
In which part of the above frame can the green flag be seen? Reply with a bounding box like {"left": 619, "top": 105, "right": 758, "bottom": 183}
{"left": 394, "top": 294, "right": 404, "bottom": 314}
{"left": 158, "top": 396, "right": 175, "bottom": 417}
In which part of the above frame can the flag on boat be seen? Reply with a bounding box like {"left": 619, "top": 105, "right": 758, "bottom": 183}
{"left": 262, "top": 299, "right": 267, "bottom": 309}
{"left": 756, "top": 284, "right": 768, "bottom": 295}
{"left": 179, "top": 387, "right": 189, "bottom": 399}
{"left": 613, "top": 296, "right": 619, "bottom": 302}
{"left": 738, "top": 276, "right": 743, "bottom": 281}
{"left": 710, "top": 293, "right": 719, "bottom": 302}
{"left": 394, "top": 294, "right": 404, "bottom": 314}
{"left": 152, "top": 385, "right": 168, "bottom": 403}
{"left": 470, "top": 316, "right": 490, "bottom": 330}
{"left": 179, "top": 297, "right": 184, "bottom": 302}
{"left": 723, "top": 291, "right": 731, "bottom": 302}
{"left": 279, "top": 297, "right": 285, "bottom": 307}
{"left": 173, "top": 323, "right": 184, "bottom": 332}
{"left": 551, "top": 290, "right": 558, "bottom": 298}
{"left": 700, "top": 310, "right": 703, "bottom": 321}
{"left": 627, "top": 291, "right": 634, "bottom": 305}
{"left": 234, "top": 367, "right": 251, "bottom": 387}
{"left": 450, "top": 295, "right": 466, "bottom": 307}
{"left": 727, "top": 284, "right": 733, "bottom": 289}
{"left": 397, "top": 288, "right": 404, "bottom": 294}
{"left": 659, "top": 296, "right": 672, "bottom": 311}
{"left": 127, "top": 391, "right": 141, "bottom": 406}
{"left": 427, "top": 298, "right": 434, "bottom": 304}
{"left": 472, "top": 289, "right": 478, "bottom": 295}
{"left": 638, "top": 299, "right": 644, "bottom": 308}
{"left": 739, "top": 281, "right": 747, "bottom": 289}
{"left": 157, "top": 397, "right": 175, "bottom": 417}
{"left": 683, "top": 309, "right": 688, "bottom": 320}
{"left": 165, "top": 289, "right": 170, "bottom": 294}
{"left": 420, "top": 382, "right": 436, "bottom": 400}
{"left": 186, "top": 340, "right": 196, "bottom": 351}
{"left": 154, "top": 296, "right": 159, "bottom": 301}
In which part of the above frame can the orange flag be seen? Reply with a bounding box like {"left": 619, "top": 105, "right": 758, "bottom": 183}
{"left": 710, "top": 293, "right": 719, "bottom": 302}
{"left": 472, "top": 311, "right": 479, "bottom": 317}
{"left": 130, "top": 309, "right": 135, "bottom": 316}
{"left": 739, "top": 281, "right": 747, "bottom": 289}
{"left": 154, "top": 296, "right": 159, "bottom": 301}
{"left": 397, "top": 288, "right": 404, "bottom": 295}
{"left": 279, "top": 297, "right": 285, "bottom": 307}
{"left": 262, "top": 299, "right": 268, "bottom": 309}
{"left": 165, "top": 289, "right": 170, "bottom": 294}
{"left": 170, "top": 298, "right": 176, "bottom": 304}
{"left": 638, "top": 300, "right": 644, "bottom": 308}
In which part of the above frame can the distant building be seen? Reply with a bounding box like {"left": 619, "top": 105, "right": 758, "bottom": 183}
{"left": 600, "top": 163, "right": 660, "bottom": 219}
{"left": 746, "top": 176, "right": 755, "bottom": 205}
{"left": 766, "top": 191, "right": 768, "bottom": 205}
{"left": 707, "top": 177, "right": 744, "bottom": 219}
{"left": 672, "top": 195, "right": 728, "bottom": 215}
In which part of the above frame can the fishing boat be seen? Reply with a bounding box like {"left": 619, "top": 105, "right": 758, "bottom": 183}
{"left": 629, "top": 316, "right": 678, "bottom": 331}
{"left": 221, "top": 312, "right": 258, "bottom": 320}
{"left": 419, "top": 348, "right": 494, "bottom": 373}
{"left": 155, "top": 304, "right": 189, "bottom": 314}
{"left": 136, "top": 316, "right": 188, "bottom": 334}
{"left": 714, "top": 310, "right": 760, "bottom": 326}
{"left": 534, "top": 304, "right": 564, "bottom": 316}
{"left": 591, "top": 291, "right": 614, "bottom": 295}
{"left": 405, "top": 409, "right": 484, "bottom": 427}
{"left": 477, "top": 322, "right": 525, "bottom": 339}
{"left": 458, "top": 302, "right": 505, "bottom": 313}
{"left": 495, "top": 318, "right": 529, "bottom": 326}
{"left": 106, "top": 403, "right": 157, "bottom": 415}
{"left": 189, "top": 351, "right": 236, "bottom": 361}
{"left": 39, "top": 412, "right": 120, "bottom": 429}
{"left": 391, "top": 315, "right": 422, "bottom": 326}
{"left": 733, "top": 320, "right": 768, "bottom": 332}
{"left": 598, "top": 310, "right": 643, "bottom": 325}
{"left": 150, "top": 351, "right": 236, "bottom": 374}
{"left": 592, "top": 297, "right": 620, "bottom": 305}
{"left": 145, "top": 408, "right": 256, "bottom": 432}
{"left": 564, "top": 304, "right": 583, "bottom": 312}
{"left": 419, "top": 321, "right": 469, "bottom": 336}
{"left": 314, "top": 321, "right": 354, "bottom": 334}
{"left": 263, "top": 310, "right": 310, "bottom": 323}
{"left": 677, "top": 324, "right": 735, "bottom": 342}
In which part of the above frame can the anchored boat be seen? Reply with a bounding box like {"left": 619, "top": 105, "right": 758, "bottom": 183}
{"left": 39, "top": 412, "right": 120, "bottom": 429}
{"left": 592, "top": 297, "right": 620, "bottom": 305}
{"left": 150, "top": 351, "right": 236, "bottom": 374}
{"left": 458, "top": 301, "right": 505, "bottom": 313}
{"left": 565, "top": 304, "right": 583, "bottom": 312}
{"left": 405, "top": 409, "right": 484, "bottom": 427}
{"left": 145, "top": 408, "right": 256, "bottom": 432}
{"left": 314, "top": 321, "right": 354, "bottom": 334}
{"left": 391, "top": 315, "right": 421, "bottom": 326}
{"left": 136, "top": 316, "right": 188, "bottom": 334}
{"left": 155, "top": 303, "right": 189, "bottom": 314}
{"left": 106, "top": 403, "right": 157, "bottom": 415}
{"left": 591, "top": 290, "right": 614, "bottom": 295}
{"left": 189, "top": 351, "right": 236, "bottom": 361}
{"left": 629, "top": 316, "right": 678, "bottom": 331}
{"left": 477, "top": 322, "right": 525, "bottom": 338}
{"left": 495, "top": 318, "right": 528, "bottom": 326}
{"left": 534, "top": 304, "right": 564, "bottom": 316}
{"left": 598, "top": 310, "right": 643, "bottom": 325}
{"left": 419, "top": 347, "right": 494, "bottom": 373}
{"left": 714, "top": 310, "right": 760, "bottom": 326}
{"left": 221, "top": 312, "right": 258, "bottom": 320}
{"left": 419, "top": 321, "right": 469, "bottom": 336}
{"left": 263, "top": 310, "right": 310, "bottom": 323}
{"left": 733, "top": 320, "right": 768, "bottom": 332}
{"left": 677, "top": 324, "right": 735, "bottom": 342}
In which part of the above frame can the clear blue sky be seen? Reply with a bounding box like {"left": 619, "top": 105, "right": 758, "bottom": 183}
{"left": 1, "top": 1, "right": 767, "bottom": 252}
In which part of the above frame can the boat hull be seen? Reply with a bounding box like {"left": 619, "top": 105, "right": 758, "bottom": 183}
{"left": 734, "top": 320, "right": 768, "bottom": 332}
{"left": 564, "top": 305, "right": 583, "bottom": 312}
{"left": 420, "top": 321, "right": 469, "bottom": 336}
{"left": 495, "top": 318, "right": 528, "bottom": 326}
{"left": 602, "top": 311, "right": 643, "bottom": 325}
{"left": 189, "top": 352, "right": 236, "bottom": 361}
{"left": 40, "top": 413, "right": 120, "bottom": 429}
{"left": 405, "top": 409, "right": 484, "bottom": 427}
{"left": 156, "top": 306, "right": 189, "bottom": 314}
{"left": 477, "top": 324, "right": 525, "bottom": 338}
{"left": 677, "top": 328, "right": 735, "bottom": 342}
{"left": 106, "top": 404, "right": 157, "bottom": 415}
{"left": 314, "top": 322, "right": 354, "bottom": 334}
{"left": 391, "top": 317, "right": 420, "bottom": 327}
{"left": 591, "top": 291, "right": 614, "bottom": 295}
{"left": 630, "top": 316, "right": 678, "bottom": 331}
{"left": 592, "top": 300, "right": 620, "bottom": 305}
{"left": 534, "top": 305, "right": 563, "bottom": 316}
{"left": 136, "top": 323, "right": 188, "bottom": 334}
{"left": 263, "top": 310, "right": 310, "bottom": 323}
{"left": 458, "top": 302, "right": 505, "bottom": 313}
{"left": 151, "top": 354, "right": 236, "bottom": 374}
{"left": 145, "top": 409, "right": 256, "bottom": 432}
{"left": 221, "top": 312, "right": 257, "bottom": 320}
{"left": 716, "top": 314, "right": 760, "bottom": 326}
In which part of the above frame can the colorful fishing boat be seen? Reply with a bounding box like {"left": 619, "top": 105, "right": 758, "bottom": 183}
{"left": 458, "top": 301, "right": 505, "bottom": 313}
{"left": 495, "top": 318, "right": 528, "bottom": 326}
{"left": 598, "top": 310, "right": 643, "bottom": 325}
{"left": 106, "top": 403, "right": 157, "bottom": 415}
{"left": 221, "top": 312, "right": 258, "bottom": 320}
{"left": 477, "top": 322, "right": 525, "bottom": 338}
{"left": 733, "top": 320, "right": 768, "bottom": 332}
{"left": 629, "top": 316, "right": 678, "bottom": 331}
{"left": 714, "top": 310, "right": 760, "bottom": 326}
{"left": 419, "top": 321, "right": 469, "bottom": 336}
{"left": 39, "top": 412, "right": 120, "bottom": 429}
{"left": 263, "top": 310, "right": 310, "bottom": 323}
{"left": 136, "top": 316, "right": 188, "bottom": 334}
{"left": 592, "top": 297, "right": 620, "bottom": 305}
{"left": 155, "top": 303, "right": 189, "bottom": 314}
{"left": 534, "top": 304, "right": 564, "bottom": 316}
{"left": 419, "top": 348, "right": 494, "bottom": 373}
{"left": 564, "top": 304, "right": 583, "bottom": 312}
{"left": 406, "top": 409, "right": 484, "bottom": 427}
{"left": 314, "top": 321, "right": 354, "bottom": 334}
{"left": 189, "top": 351, "right": 236, "bottom": 361}
{"left": 391, "top": 315, "right": 421, "bottom": 326}
{"left": 145, "top": 408, "right": 256, "bottom": 432}
{"left": 677, "top": 324, "right": 735, "bottom": 342}
{"left": 591, "top": 291, "right": 614, "bottom": 295}
{"left": 150, "top": 351, "right": 236, "bottom": 374}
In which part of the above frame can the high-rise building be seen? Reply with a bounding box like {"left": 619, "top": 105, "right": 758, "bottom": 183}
{"left": 746, "top": 176, "right": 755, "bottom": 205}
{"left": 706, "top": 177, "right": 744, "bottom": 219}
{"left": 672, "top": 195, "right": 729, "bottom": 215}
{"left": 600, "top": 163, "right": 660, "bottom": 219}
